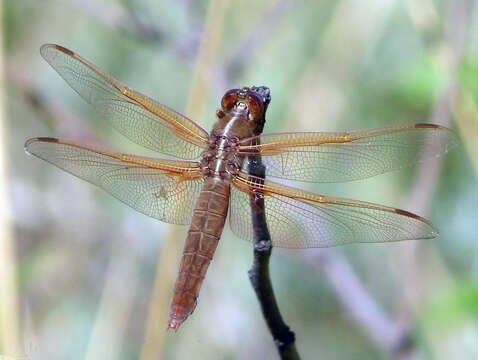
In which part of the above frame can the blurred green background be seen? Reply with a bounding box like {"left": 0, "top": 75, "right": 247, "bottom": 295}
{"left": 3, "top": 0, "right": 478, "bottom": 359}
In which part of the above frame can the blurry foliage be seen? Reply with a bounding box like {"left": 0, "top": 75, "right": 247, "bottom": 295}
{"left": 423, "top": 281, "right": 478, "bottom": 331}
{"left": 353, "top": 57, "right": 441, "bottom": 125}
{"left": 459, "top": 56, "right": 478, "bottom": 98}
{"left": 4, "top": 0, "right": 478, "bottom": 359}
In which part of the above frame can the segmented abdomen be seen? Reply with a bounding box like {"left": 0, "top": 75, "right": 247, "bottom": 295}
{"left": 168, "top": 176, "right": 230, "bottom": 331}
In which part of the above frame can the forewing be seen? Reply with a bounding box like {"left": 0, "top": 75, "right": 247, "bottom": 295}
{"left": 40, "top": 44, "right": 208, "bottom": 159}
{"left": 238, "top": 124, "right": 458, "bottom": 182}
{"left": 230, "top": 173, "right": 437, "bottom": 248}
{"left": 25, "top": 138, "right": 203, "bottom": 225}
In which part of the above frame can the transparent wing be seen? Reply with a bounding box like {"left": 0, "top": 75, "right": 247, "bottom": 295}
{"left": 25, "top": 137, "right": 203, "bottom": 225}
{"left": 229, "top": 173, "right": 437, "bottom": 248}
{"left": 238, "top": 124, "right": 458, "bottom": 182}
{"left": 40, "top": 44, "right": 208, "bottom": 160}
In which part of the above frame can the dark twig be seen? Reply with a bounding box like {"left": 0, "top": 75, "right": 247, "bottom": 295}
{"left": 247, "top": 88, "right": 300, "bottom": 360}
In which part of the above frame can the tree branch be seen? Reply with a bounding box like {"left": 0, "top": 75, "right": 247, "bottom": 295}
{"left": 246, "top": 87, "right": 300, "bottom": 360}
{"left": 247, "top": 156, "right": 300, "bottom": 360}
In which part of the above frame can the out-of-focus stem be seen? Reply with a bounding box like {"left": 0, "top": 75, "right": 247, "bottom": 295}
{"left": 289, "top": 0, "right": 408, "bottom": 356}
{"left": 402, "top": 0, "right": 469, "bottom": 317}
{"left": 85, "top": 244, "right": 138, "bottom": 360}
{"left": 140, "top": 1, "right": 229, "bottom": 359}
{"left": 305, "top": 250, "right": 409, "bottom": 354}
{"left": 0, "top": 1, "right": 22, "bottom": 357}
{"left": 452, "top": 90, "right": 478, "bottom": 177}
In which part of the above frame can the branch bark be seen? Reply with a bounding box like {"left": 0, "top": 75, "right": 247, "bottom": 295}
{"left": 246, "top": 86, "right": 300, "bottom": 359}
{"left": 247, "top": 156, "right": 300, "bottom": 360}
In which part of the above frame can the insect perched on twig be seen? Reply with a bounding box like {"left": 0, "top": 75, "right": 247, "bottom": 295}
{"left": 25, "top": 44, "right": 458, "bottom": 331}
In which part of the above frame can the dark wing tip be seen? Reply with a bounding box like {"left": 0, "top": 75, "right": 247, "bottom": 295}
{"left": 414, "top": 123, "right": 441, "bottom": 129}
{"left": 40, "top": 44, "right": 76, "bottom": 61}
{"left": 394, "top": 208, "right": 439, "bottom": 238}
{"left": 414, "top": 123, "right": 460, "bottom": 153}
{"left": 394, "top": 207, "right": 421, "bottom": 219}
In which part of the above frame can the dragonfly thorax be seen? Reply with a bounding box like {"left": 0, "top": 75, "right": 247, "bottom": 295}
{"left": 200, "top": 134, "right": 243, "bottom": 180}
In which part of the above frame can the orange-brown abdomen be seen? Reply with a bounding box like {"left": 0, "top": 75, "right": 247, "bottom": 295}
{"left": 168, "top": 177, "right": 230, "bottom": 331}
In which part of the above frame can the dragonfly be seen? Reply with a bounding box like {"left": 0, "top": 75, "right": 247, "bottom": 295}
{"left": 25, "top": 44, "right": 458, "bottom": 331}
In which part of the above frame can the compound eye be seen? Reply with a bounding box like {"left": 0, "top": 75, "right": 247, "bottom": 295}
{"left": 246, "top": 93, "right": 263, "bottom": 121}
{"left": 221, "top": 89, "right": 240, "bottom": 111}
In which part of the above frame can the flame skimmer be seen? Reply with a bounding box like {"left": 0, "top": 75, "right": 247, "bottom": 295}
{"left": 25, "top": 44, "right": 457, "bottom": 331}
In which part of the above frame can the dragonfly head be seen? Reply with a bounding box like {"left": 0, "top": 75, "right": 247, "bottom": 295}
{"left": 219, "top": 86, "right": 271, "bottom": 136}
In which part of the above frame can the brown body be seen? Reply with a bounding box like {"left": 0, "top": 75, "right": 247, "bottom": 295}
{"left": 168, "top": 89, "right": 266, "bottom": 330}
{"left": 26, "top": 45, "right": 456, "bottom": 334}
{"left": 167, "top": 177, "right": 229, "bottom": 330}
